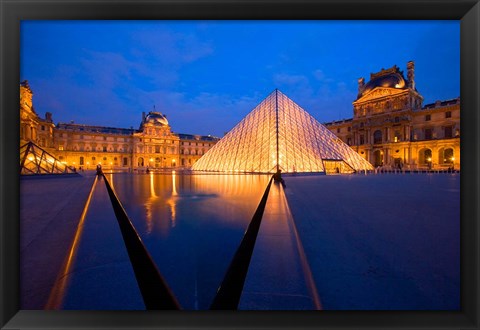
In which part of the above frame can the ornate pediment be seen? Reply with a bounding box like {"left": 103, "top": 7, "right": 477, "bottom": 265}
{"left": 355, "top": 87, "right": 407, "bottom": 104}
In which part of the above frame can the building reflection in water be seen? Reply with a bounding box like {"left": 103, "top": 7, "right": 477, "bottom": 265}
{"left": 165, "top": 171, "right": 177, "bottom": 227}
{"left": 143, "top": 172, "right": 158, "bottom": 234}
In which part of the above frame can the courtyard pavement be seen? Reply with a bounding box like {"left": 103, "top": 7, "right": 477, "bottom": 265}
{"left": 283, "top": 173, "right": 460, "bottom": 310}
{"left": 20, "top": 172, "right": 460, "bottom": 310}
{"left": 20, "top": 172, "right": 96, "bottom": 309}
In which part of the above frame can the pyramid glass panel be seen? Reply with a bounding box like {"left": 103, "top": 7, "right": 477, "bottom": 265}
{"left": 192, "top": 90, "right": 374, "bottom": 174}
{"left": 20, "top": 142, "right": 78, "bottom": 175}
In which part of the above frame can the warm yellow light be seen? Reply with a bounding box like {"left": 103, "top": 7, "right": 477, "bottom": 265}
{"left": 28, "top": 156, "right": 34, "bottom": 161}
{"left": 87, "top": 162, "right": 90, "bottom": 165}
{"left": 110, "top": 162, "right": 113, "bottom": 165}
{"left": 150, "top": 158, "right": 153, "bottom": 162}
{"left": 427, "top": 157, "right": 432, "bottom": 162}
{"left": 73, "top": 162, "right": 76, "bottom": 165}
{"left": 451, "top": 157, "right": 455, "bottom": 161}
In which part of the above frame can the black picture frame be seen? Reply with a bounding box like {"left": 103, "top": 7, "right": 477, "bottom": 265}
{"left": 1, "top": 0, "right": 479, "bottom": 329}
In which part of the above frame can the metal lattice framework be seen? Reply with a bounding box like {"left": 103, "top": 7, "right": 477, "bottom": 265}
{"left": 20, "top": 142, "right": 77, "bottom": 175}
{"left": 192, "top": 90, "right": 373, "bottom": 174}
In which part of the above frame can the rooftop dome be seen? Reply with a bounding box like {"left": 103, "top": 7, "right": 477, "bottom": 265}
{"left": 358, "top": 66, "right": 407, "bottom": 98}
{"left": 144, "top": 111, "right": 169, "bottom": 126}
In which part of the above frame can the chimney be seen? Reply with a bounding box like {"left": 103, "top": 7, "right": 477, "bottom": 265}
{"left": 45, "top": 112, "right": 53, "bottom": 123}
{"left": 142, "top": 111, "right": 146, "bottom": 121}
{"left": 407, "top": 61, "right": 415, "bottom": 90}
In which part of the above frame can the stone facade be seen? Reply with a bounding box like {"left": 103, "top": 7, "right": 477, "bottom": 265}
{"left": 19, "top": 81, "right": 219, "bottom": 171}
{"left": 325, "top": 62, "right": 460, "bottom": 170}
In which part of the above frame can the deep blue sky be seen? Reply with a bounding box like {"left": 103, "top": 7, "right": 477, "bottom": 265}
{"left": 21, "top": 20, "right": 459, "bottom": 137}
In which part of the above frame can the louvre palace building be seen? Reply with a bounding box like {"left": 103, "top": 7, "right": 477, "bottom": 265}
{"left": 20, "top": 80, "right": 219, "bottom": 172}
{"left": 324, "top": 61, "right": 460, "bottom": 170}
{"left": 20, "top": 60, "right": 460, "bottom": 172}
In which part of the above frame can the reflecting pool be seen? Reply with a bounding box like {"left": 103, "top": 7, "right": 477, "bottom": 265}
{"left": 106, "top": 172, "right": 271, "bottom": 309}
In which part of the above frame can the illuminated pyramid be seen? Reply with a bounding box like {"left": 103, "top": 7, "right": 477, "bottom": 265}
{"left": 20, "top": 142, "right": 78, "bottom": 175}
{"left": 192, "top": 90, "right": 373, "bottom": 174}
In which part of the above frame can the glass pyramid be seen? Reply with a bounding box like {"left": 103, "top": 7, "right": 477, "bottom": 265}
{"left": 192, "top": 90, "right": 373, "bottom": 174}
{"left": 20, "top": 142, "right": 78, "bottom": 175}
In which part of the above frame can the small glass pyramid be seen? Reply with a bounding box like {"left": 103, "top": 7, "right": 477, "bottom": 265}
{"left": 20, "top": 142, "right": 78, "bottom": 175}
{"left": 192, "top": 90, "right": 373, "bottom": 174}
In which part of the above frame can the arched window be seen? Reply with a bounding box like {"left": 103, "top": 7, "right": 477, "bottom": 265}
{"left": 444, "top": 148, "right": 454, "bottom": 164}
{"left": 137, "top": 157, "right": 144, "bottom": 166}
{"left": 419, "top": 148, "right": 432, "bottom": 165}
{"left": 373, "top": 130, "right": 382, "bottom": 144}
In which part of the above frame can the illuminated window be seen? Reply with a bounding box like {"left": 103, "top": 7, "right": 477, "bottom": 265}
{"left": 58, "top": 145, "right": 64, "bottom": 151}
{"left": 394, "top": 130, "right": 401, "bottom": 142}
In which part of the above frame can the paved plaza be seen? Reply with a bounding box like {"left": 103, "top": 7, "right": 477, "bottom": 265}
{"left": 20, "top": 172, "right": 460, "bottom": 310}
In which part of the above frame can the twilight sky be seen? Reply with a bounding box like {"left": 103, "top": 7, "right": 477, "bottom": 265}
{"left": 21, "top": 20, "right": 459, "bottom": 137}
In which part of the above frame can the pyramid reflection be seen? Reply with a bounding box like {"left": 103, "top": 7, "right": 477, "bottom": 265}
{"left": 192, "top": 90, "right": 373, "bottom": 174}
